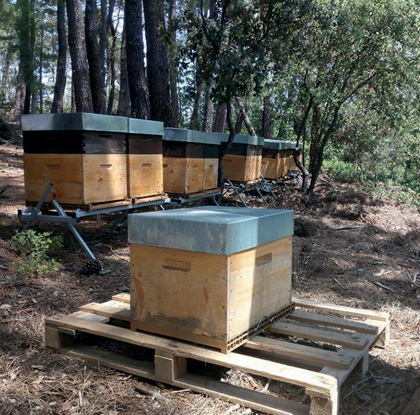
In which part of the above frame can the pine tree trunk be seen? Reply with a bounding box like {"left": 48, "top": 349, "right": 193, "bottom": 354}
{"left": 66, "top": 0, "right": 94, "bottom": 113}
{"left": 143, "top": 0, "right": 173, "bottom": 125}
{"left": 106, "top": 0, "right": 116, "bottom": 114}
{"left": 125, "top": 0, "right": 150, "bottom": 119}
{"left": 0, "top": 39, "right": 13, "bottom": 115}
{"left": 168, "top": 0, "right": 179, "bottom": 127}
{"left": 14, "top": 0, "right": 34, "bottom": 119}
{"left": 117, "top": 14, "right": 131, "bottom": 116}
{"left": 51, "top": 0, "right": 67, "bottom": 113}
{"left": 189, "top": 81, "right": 202, "bottom": 130}
{"left": 202, "top": 81, "right": 214, "bottom": 132}
{"left": 85, "top": 0, "right": 106, "bottom": 113}
{"left": 38, "top": 26, "right": 44, "bottom": 114}
{"left": 99, "top": 0, "right": 107, "bottom": 90}
{"left": 214, "top": 103, "right": 226, "bottom": 132}
{"left": 261, "top": 95, "right": 272, "bottom": 138}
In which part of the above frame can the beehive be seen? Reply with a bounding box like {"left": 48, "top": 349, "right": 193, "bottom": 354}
{"left": 261, "top": 139, "right": 288, "bottom": 180}
{"left": 221, "top": 134, "right": 264, "bottom": 183}
{"left": 162, "top": 128, "right": 221, "bottom": 195}
{"left": 22, "top": 113, "right": 128, "bottom": 207}
{"left": 127, "top": 118, "right": 164, "bottom": 201}
{"left": 128, "top": 206, "right": 294, "bottom": 353}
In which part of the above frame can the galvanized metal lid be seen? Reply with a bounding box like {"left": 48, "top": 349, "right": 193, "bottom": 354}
{"left": 21, "top": 113, "right": 128, "bottom": 133}
{"left": 263, "top": 139, "right": 288, "bottom": 150}
{"left": 164, "top": 128, "right": 222, "bottom": 145}
{"left": 128, "top": 118, "right": 164, "bottom": 136}
{"left": 220, "top": 134, "right": 264, "bottom": 146}
{"left": 128, "top": 206, "right": 294, "bottom": 255}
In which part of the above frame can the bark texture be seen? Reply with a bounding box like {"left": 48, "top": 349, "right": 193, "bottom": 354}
{"left": 51, "top": 0, "right": 67, "bottom": 113}
{"left": 85, "top": 0, "right": 106, "bottom": 113}
{"left": 143, "top": 0, "right": 173, "bottom": 125}
{"left": 203, "top": 81, "right": 214, "bottom": 132}
{"left": 189, "top": 81, "right": 203, "bottom": 130}
{"left": 66, "top": 0, "right": 93, "bottom": 112}
{"left": 117, "top": 15, "right": 131, "bottom": 116}
{"left": 262, "top": 95, "right": 272, "bottom": 138}
{"left": 125, "top": 0, "right": 150, "bottom": 119}
{"left": 214, "top": 102, "right": 227, "bottom": 132}
{"left": 168, "top": 0, "right": 179, "bottom": 126}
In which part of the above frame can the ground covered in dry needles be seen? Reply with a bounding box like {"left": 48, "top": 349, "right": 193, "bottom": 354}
{"left": 0, "top": 143, "right": 419, "bottom": 415}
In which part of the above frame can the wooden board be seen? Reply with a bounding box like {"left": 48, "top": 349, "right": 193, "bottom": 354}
{"left": 127, "top": 154, "right": 163, "bottom": 199}
{"left": 203, "top": 158, "right": 219, "bottom": 190}
{"left": 83, "top": 154, "right": 127, "bottom": 204}
{"left": 24, "top": 153, "right": 84, "bottom": 204}
{"left": 130, "top": 244, "right": 228, "bottom": 341}
{"left": 228, "top": 237, "right": 292, "bottom": 339}
{"left": 261, "top": 157, "right": 280, "bottom": 180}
{"left": 130, "top": 238, "right": 293, "bottom": 351}
{"left": 222, "top": 154, "right": 261, "bottom": 183}
{"left": 163, "top": 157, "right": 204, "bottom": 194}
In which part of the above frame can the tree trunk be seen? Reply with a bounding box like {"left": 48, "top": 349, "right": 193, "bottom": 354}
{"left": 214, "top": 102, "right": 226, "bottom": 132}
{"left": 117, "top": 12, "right": 130, "bottom": 116}
{"left": 189, "top": 81, "right": 203, "bottom": 130}
{"left": 309, "top": 104, "right": 321, "bottom": 174}
{"left": 202, "top": 81, "right": 214, "bottom": 132}
{"left": 66, "top": 0, "right": 93, "bottom": 112}
{"left": 217, "top": 99, "right": 235, "bottom": 196}
{"left": 85, "top": 0, "right": 106, "bottom": 113}
{"left": 106, "top": 0, "right": 116, "bottom": 114}
{"left": 235, "top": 97, "right": 256, "bottom": 136}
{"left": 38, "top": 26, "right": 44, "bottom": 114}
{"left": 0, "top": 38, "right": 13, "bottom": 114}
{"left": 261, "top": 95, "right": 272, "bottom": 138}
{"left": 307, "top": 106, "right": 340, "bottom": 196}
{"left": 168, "top": 0, "right": 179, "bottom": 126}
{"left": 51, "top": 0, "right": 67, "bottom": 113}
{"left": 235, "top": 112, "right": 243, "bottom": 134}
{"left": 125, "top": 0, "right": 150, "bottom": 119}
{"left": 99, "top": 0, "right": 107, "bottom": 89}
{"left": 14, "top": 0, "right": 34, "bottom": 119}
{"left": 143, "top": 0, "right": 173, "bottom": 125}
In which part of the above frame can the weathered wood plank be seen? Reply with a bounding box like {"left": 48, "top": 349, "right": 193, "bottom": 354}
{"left": 46, "top": 314, "right": 337, "bottom": 396}
{"left": 269, "top": 319, "right": 369, "bottom": 350}
{"left": 243, "top": 336, "right": 353, "bottom": 369}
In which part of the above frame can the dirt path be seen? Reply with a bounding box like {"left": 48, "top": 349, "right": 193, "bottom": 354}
{"left": 0, "top": 144, "right": 419, "bottom": 415}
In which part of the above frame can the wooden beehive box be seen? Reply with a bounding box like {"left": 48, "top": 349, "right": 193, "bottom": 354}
{"left": 22, "top": 113, "right": 128, "bottom": 208}
{"left": 128, "top": 206, "right": 294, "bottom": 353}
{"left": 261, "top": 139, "right": 288, "bottom": 180}
{"left": 221, "top": 134, "right": 264, "bottom": 183}
{"left": 127, "top": 118, "right": 165, "bottom": 202}
{"left": 162, "top": 128, "right": 221, "bottom": 195}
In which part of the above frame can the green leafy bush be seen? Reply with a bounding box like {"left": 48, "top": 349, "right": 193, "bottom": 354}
{"left": 323, "top": 159, "right": 359, "bottom": 183}
{"left": 11, "top": 230, "right": 63, "bottom": 277}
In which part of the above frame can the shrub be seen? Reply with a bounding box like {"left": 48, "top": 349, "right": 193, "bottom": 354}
{"left": 11, "top": 230, "right": 63, "bottom": 277}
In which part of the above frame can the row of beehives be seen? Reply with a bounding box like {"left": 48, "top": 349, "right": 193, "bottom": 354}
{"left": 22, "top": 113, "right": 300, "bottom": 207}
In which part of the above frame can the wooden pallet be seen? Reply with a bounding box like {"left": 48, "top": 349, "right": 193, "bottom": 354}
{"left": 131, "top": 193, "right": 168, "bottom": 205}
{"left": 45, "top": 294, "right": 390, "bottom": 415}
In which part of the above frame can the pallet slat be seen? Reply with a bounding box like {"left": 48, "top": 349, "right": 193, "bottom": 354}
{"left": 288, "top": 310, "right": 379, "bottom": 335}
{"left": 292, "top": 298, "right": 388, "bottom": 322}
{"left": 112, "top": 293, "right": 131, "bottom": 304}
{"left": 269, "top": 319, "right": 369, "bottom": 350}
{"left": 79, "top": 302, "right": 131, "bottom": 321}
{"left": 63, "top": 345, "right": 309, "bottom": 415}
{"left": 243, "top": 336, "right": 353, "bottom": 369}
{"left": 46, "top": 314, "right": 337, "bottom": 396}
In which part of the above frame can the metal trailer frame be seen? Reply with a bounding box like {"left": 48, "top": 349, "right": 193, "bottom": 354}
{"left": 18, "top": 183, "right": 170, "bottom": 269}
{"left": 222, "top": 175, "right": 278, "bottom": 207}
{"left": 168, "top": 189, "right": 222, "bottom": 207}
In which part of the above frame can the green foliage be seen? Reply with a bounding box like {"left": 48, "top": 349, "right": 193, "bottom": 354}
{"left": 323, "top": 159, "right": 359, "bottom": 183}
{"left": 11, "top": 230, "right": 63, "bottom": 277}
